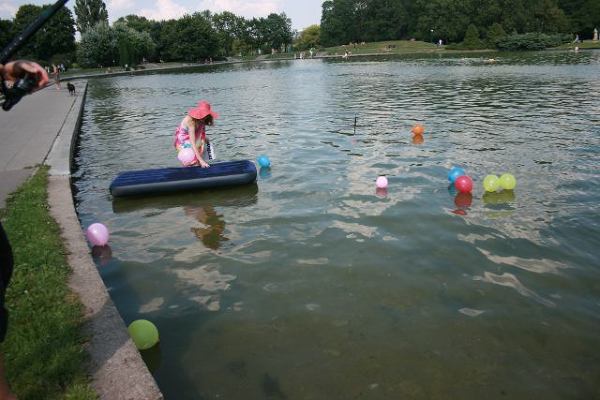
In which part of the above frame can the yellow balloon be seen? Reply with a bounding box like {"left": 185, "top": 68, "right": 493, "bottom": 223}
{"left": 483, "top": 174, "right": 500, "bottom": 192}
{"left": 499, "top": 173, "right": 517, "bottom": 190}
{"left": 128, "top": 319, "right": 159, "bottom": 350}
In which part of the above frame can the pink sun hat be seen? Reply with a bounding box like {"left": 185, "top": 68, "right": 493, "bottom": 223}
{"left": 188, "top": 100, "right": 219, "bottom": 120}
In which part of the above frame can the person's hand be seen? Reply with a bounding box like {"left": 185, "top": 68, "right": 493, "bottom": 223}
{"left": 1, "top": 60, "right": 49, "bottom": 92}
{"left": 199, "top": 160, "right": 210, "bottom": 168}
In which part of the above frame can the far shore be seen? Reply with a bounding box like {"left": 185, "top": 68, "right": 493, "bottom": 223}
{"left": 59, "top": 40, "right": 600, "bottom": 82}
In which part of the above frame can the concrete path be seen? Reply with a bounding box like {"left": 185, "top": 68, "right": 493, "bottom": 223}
{"left": 1, "top": 84, "right": 163, "bottom": 399}
{"left": 0, "top": 86, "right": 77, "bottom": 208}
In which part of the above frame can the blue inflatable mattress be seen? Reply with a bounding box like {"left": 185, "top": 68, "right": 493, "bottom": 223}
{"left": 110, "top": 160, "right": 257, "bottom": 197}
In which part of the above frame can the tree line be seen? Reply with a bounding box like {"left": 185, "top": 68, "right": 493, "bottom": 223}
{"left": 0, "top": 0, "right": 293, "bottom": 68}
{"left": 0, "top": 0, "right": 597, "bottom": 67}
{"left": 319, "top": 0, "right": 599, "bottom": 47}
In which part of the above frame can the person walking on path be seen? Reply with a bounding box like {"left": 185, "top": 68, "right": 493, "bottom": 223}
{"left": 52, "top": 63, "right": 60, "bottom": 89}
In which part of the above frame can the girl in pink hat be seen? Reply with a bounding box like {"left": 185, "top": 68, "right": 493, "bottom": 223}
{"left": 173, "top": 101, "right": 219, "bottom": 167}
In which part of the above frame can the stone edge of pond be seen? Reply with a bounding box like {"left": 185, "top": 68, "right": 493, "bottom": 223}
{"left": 45, "top": 81, "right": 164, "bottom": 400}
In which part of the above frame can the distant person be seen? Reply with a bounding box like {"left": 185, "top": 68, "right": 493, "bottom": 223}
{"left": 438, "top": 39, "right": 443, "bottom": 46}
{"left": 173, "top": 100, "right": 219, "bottom": 168}
{"left": 0, "top": 58, "right": 48, "bottom": 400}
{"left": 52, "top": 63, "right": 60, "bottom": 89}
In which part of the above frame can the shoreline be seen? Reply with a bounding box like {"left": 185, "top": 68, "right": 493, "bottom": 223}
{"left": 45, "top": 83, "right": 164, "bottom": 399}
{"left": 58, "top": 45, "right": 600, "bottom": 82}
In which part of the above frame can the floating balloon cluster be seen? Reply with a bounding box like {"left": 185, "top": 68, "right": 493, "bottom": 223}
{"left": 483, "top": 173, "right": 517, "bottom": 192}
{"left": 448, "top": 166, "right": 473, "bottom": 193}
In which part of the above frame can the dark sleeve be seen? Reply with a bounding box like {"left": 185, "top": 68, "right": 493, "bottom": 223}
{"left": 0, "top": 221, "right": 13, "bottom": 342}
{"left": 0, "top": 222, "right": 13, "bottom": 289}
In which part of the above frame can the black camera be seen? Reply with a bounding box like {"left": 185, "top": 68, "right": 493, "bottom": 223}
{"left": 1, "top": 74, "right": 38, "bottom": 111}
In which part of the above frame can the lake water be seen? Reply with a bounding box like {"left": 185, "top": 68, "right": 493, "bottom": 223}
{"left": 73, "top": 51, "right": 600, "bottom": 399}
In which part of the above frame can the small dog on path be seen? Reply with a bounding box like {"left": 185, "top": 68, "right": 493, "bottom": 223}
{"left": 67, "top": 82, "right": 76, "bottom": 95}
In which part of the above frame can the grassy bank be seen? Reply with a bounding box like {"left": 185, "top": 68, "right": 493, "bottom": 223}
{"left": 553, "top": 41, "right": 600, "bottom": 49}
{"left": 1, "top": 166, "right": 96, "bottom": 400}
{"left": 321, "top": 39, "right": 441, "bottom": 56}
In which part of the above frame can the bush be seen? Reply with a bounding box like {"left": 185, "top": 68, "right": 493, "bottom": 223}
{"left": 496, "top": 33, "right": 571, "bottom": 51}
{"left": 486, "top": 23, "right": 507, "bottom": 48}
{"left": 446, "top": 24, "right": 487, "bottom": 50}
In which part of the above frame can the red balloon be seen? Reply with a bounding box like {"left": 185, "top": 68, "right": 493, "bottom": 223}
{"left": 455, "top": 175, "right": 473, "bottom": 193}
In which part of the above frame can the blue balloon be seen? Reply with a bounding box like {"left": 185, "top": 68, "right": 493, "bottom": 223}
{"left": 257, "top": 155, "right": 271, "bottom": 168}
{"left": 448, "top": 166, "right": 466, "bottom": 183}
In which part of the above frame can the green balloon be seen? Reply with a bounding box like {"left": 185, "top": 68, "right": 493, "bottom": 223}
{"left": 128, "top": 319, "right": 159, "bottom": 350}
{"left": 499, "top": 173, "right": 517, "bottom": 190}
{"left": 483, "top": 174, "right": 500, "bottom": 192}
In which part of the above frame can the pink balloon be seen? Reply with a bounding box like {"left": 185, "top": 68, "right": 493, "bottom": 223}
{"left": 177, "top": 148, "right": 196, "bottom": 165}
{"left": 86, "top": 223, "right": 109, "bottom": 246}
{"left": 455, "top": 175, "right": 473, "bottom": 193}
{"left": 376, "top": 176, "right": 388, "bottom": 189}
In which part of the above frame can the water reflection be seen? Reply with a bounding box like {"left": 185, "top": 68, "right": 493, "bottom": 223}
{"left": 474, "top": 271, "right": 556, "bottom": 307}
{"left": 74, "top": 51, "right": 600, "bottom": 399}
{"left": 185, "top": 204, "right": 228, "bottom": 250}
{"left": 375, "top": 187, "right": 388, "bottom": 198}
{"left": 91, "top": 244, "right": 112, "bottom": 266}
{"left": 259, "top": 167, "right": 272, "bottom": 180}
{"left": 412, "top": 133, "right": 424, "bottom": 145}
{"left": 483, "top": 190, "right": 515, "bottom": 205}
{"left": 111, "top": 184, "right": 259, "bottom": 213}
{"left": 482, "top": 190, "right": 516, "bottom": 219}
{"left": 172, "top": 264, "right": 236, "bottom": 312}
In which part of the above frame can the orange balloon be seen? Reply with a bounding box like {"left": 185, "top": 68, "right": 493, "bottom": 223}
{"left": 412, "top": 134, "right": 424, "bottom": 144}
{"left": 411, "top": 124, "right": 425, "bottom": 135}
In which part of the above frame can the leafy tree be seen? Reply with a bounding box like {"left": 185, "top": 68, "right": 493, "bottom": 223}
{"left": 113, "top": 22, "right": 156, "bottom": 66}
{"left": 159, "top": 13, "right": 219, "bottom": 61}
{"left": 557, "top": 0, "right": 600, "bottom": 37}
{"left": 77, "top": 22, "right": 117, "bottom": 67}
{"left": 527, "top": 0, "right": 568, "bottom": 33}
{"left": 11, "top": 4, "right": 76, "bottom": 62}
{"left": 75, "top": 0, "right": 108, "bottom": 34}
{"left": 362, "top": 0, "right": 408, "bottom": 42}
{"left": 295, "top": 24, "right": 321, "bottom": 50}
{"left": 212, "top": 11, "right": 247, "bottom": 56}
{"left": 115, "top": 15, "right": 154, "bottom": 33}
{"left": 116, "top": 15, "right": 162, "bottom": 61}
{"left": 320, "top": 0, "right": 356, "bottom": 46}
{"left": 462, "top": 23, "right": 484, "bottom": 48}
{"left": 486, "top": 22, "right": 507, "bottom": 47}
{"left": 0, "top": 19, "right": 13, "bottom": 49}
{"left": 262, "top": 13, "right": 293, "bottom": 51}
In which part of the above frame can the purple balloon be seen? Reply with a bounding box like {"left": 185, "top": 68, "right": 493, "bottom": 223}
{"left": 86, "top": 223, "right": 109, "bottom": 246}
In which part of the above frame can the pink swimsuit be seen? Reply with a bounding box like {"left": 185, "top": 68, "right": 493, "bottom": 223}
{"left": 173, "top": 121, "right": 206, "bottom": 166}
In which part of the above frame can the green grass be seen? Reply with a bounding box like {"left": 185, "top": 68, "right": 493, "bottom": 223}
{"left": 1, "top": 166, "right": 96, "bottom": 400}
{"left": 321, "top": 39, "right": 441, "bottom": 56}
{"left": 553, "top": 41, "right": 600, "bottom": 49}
